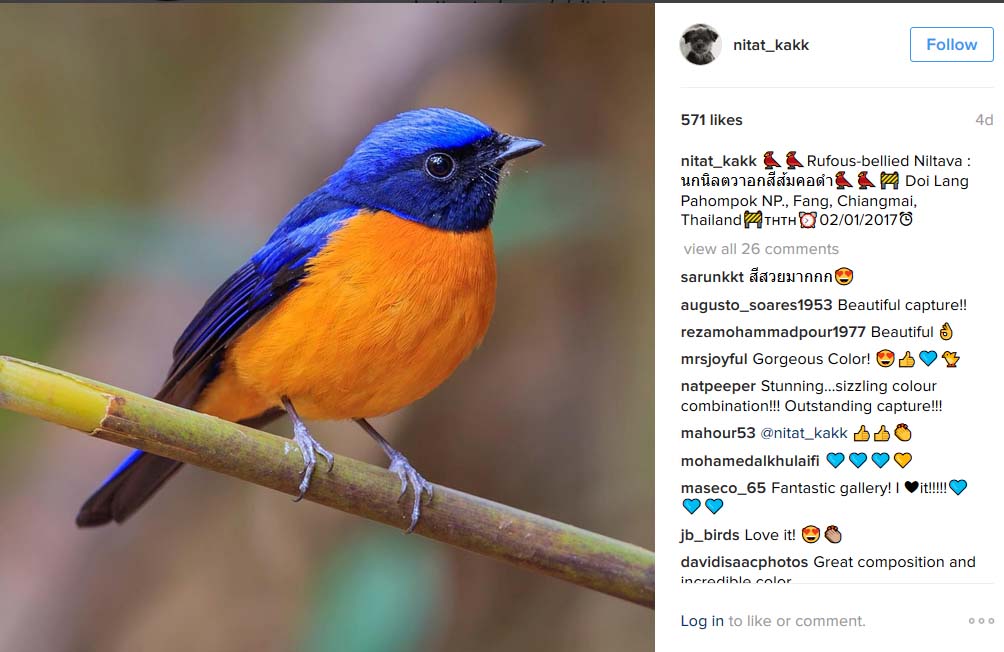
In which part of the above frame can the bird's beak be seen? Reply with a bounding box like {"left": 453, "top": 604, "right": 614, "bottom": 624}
{"left": 495, "top": 135, "right": 544, "bottom": 163}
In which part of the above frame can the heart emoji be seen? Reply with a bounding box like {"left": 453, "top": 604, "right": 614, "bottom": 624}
{"left": 919, "top": 350, "right": 937, "bottom": 366}
{"left": 905, "top": 481, "right": 919, "bottom": 493}
{"left": 949, "top": 479, "right": 967, "bottom": 495}
{"left": 705, "top": 498, "right": 723, "bottom": 514}
{"left": 894, "top": 452, "right": 912, "bottom": 468}
{"left": 876, "top": 349, "right": 895, "bottom": 367}
{"left": 872, "top": 452, "right": 890, "bottom": 468}
{"left": 683, "top": 499, "right": 700, "bottom": 514}
{"left": 827, "top": 452, "right": 845, "bottom": 468}
{"left": 849, "top": 452, "right": 867, "bottom": 468}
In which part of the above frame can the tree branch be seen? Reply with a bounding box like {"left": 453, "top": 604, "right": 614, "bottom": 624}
{"left": 0, "top": 356, "right": 654, "bottom": 608}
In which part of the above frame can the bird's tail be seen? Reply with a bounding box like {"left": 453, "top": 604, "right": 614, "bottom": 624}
{"left": 76, "top": 409, "right": 283, "bottom": 527}
{"left": 76, "top": 451, "right": 183, "bottom": 527}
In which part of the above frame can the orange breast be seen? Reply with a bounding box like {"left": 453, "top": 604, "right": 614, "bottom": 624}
{"left": 195, "top": 210, "right": 496, "bottom": 422}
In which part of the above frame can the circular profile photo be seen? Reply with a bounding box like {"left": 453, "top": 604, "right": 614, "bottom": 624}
{"left": 681, "top": 24, "right": 721, "bottom": 65}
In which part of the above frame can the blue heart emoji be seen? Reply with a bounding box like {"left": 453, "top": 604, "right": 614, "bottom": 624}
{"left": 705, "top": 498, "right": 723, "bottom": 514}
{"left": 919, "top": 350, "right": 937, "bottom": 366}
{"left": 950, "top": 479, "right": 967, "bottom": 495}
{"left": 827, "top": 452, "right": 845, "bottom": 468}
{"left": 683, "top": 498, "right": 701, "bottom": 514}
{"left": 872, "top": 452, "right": 890, "bottom": 468}
{"left": 849, "top": 452, "right": 867, "bottom": 468}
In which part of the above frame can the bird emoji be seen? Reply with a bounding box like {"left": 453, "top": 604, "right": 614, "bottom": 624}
{"left": 763, "top": 151, "right": 781, "bottom": 169}
{"left": 858, "top": 171, "right": 875, "bottom": 189}
{"left": 943, "top": 351, "right": 959, "bottom": 367}
{"left": 76, "top": 108, "right": 543, "bottom": 533}
{"left": 785, "top": 151, "right": 802, "bottom": 169}
{"left": 835, "top": 171, "right": 852, "bottom": 189}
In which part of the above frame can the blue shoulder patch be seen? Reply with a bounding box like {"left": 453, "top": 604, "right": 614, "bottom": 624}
{"left": 255, "top": 193, "right": 358, "bottom": 278}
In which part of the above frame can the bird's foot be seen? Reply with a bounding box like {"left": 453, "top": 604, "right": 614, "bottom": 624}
{"left": 291, "top": 418, "right": 335, "bottom": 501}
{"left": 388, "top": 452, "right": 434, "bottom": 534}
{"left": 352, "top": 418, "right": 433, "bottom": 533}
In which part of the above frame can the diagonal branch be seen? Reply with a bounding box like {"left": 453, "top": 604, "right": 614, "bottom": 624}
{"left": 0, "top": 356, "right": 654, "bottom": 608}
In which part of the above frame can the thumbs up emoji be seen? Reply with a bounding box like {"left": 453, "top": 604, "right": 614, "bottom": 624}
{"left": 898, "top": 351, "right": 915, "bottom": 367}
{"left": 940, "top": 322, "right": 953, "bottom": 341}
{"left": 853, "top": 425, "right": 870, "bottom": 442}
{"left": 874, "top": 425, "right": 890, "bottom": 441}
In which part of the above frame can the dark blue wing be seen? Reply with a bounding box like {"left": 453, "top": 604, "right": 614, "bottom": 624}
{"left": 158, "top": 196, "right": 359, "bottom": 407}
{"left": 77, "top": 192, "right": 358, "bottom": 527}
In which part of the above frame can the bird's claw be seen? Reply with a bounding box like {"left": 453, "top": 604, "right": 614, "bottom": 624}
{"left": 292, "top": 421, "right": 335, "bottom": 502}
{"left": 388, "top": 453, "right": 433, "bottom": 534}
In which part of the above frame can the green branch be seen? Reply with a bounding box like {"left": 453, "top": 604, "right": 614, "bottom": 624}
{"left": 0, "top": 356, "right": 654, "bottom": 608}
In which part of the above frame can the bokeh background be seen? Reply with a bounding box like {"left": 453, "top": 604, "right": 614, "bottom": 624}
{"left": 0, "top": 5, "right": 653, "bottom": 651}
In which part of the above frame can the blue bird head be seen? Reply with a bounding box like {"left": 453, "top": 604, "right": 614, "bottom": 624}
{"left": 325, "top": 108, "right": 542, "bottom": 232}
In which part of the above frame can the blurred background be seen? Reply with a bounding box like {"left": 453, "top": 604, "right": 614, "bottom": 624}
{"left": 0, "top": 4, "right": 653, "bottom": 651}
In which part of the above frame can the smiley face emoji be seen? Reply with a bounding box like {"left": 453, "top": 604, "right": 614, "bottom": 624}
{"left": 835, "top": 267, "right": 853, "bottom": 285}
{"left": 876, "top": 349, "right": 895, "bottom": 367}
{"left": 802, "top": 525, "right": 820, "bottom": 543}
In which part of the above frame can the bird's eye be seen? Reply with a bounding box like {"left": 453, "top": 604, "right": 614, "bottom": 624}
{"left": 424, "top": 153, "right": 455, "bottom": 179}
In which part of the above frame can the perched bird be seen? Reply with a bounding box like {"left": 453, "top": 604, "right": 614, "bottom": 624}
{"left": 835, "top": 171, "right": 852, "bottom": 189}
{"left": 785, "top": 151, "right": 802, "bottom": 169}
{"left": 763, "top": 151, "right": 780, "bottom": 169}
{"left": 857, "top": 171, "right": 875, "bottom": 189}
{"left": 77, "top": 108, "right": 542, "bottom": 532}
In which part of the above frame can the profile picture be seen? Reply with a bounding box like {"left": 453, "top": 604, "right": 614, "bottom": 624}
{"left": 681, "top": 23, "right": 721, "bottom": 65}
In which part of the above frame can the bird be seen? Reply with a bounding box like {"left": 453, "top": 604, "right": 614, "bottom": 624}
{"left": 835, "top": 171, "right": 852, "bottom": 189}
{"left": 763, "top": 151, "right": 780, "bottom": 169}
{"left": 76, "top": 108, "right": 543, "bottom": 533}
{"left": 857, "top": 171, "right": 875, "bottom": 189}
{"left": 942, "top": 351, "right": 959, "bottom": 367}
{"left": 785, "top": 151, "right": 802, "bottom": 169}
